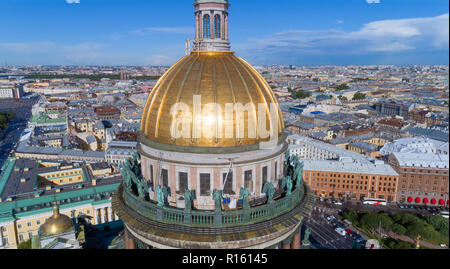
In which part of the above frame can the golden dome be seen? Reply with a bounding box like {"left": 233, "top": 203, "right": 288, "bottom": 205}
{"left": 40, "top": 202, "right": 74, "bottom": 236}
{"left": 141, "top": 51, "right": 285, "bottom": 149}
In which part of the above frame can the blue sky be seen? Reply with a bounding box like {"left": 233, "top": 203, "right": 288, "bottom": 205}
{"left": 0, "top": 0, "right": 448, "bottom": 66}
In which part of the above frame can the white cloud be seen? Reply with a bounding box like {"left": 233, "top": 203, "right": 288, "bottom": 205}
{"left": 0, "top": 42, "right": 56, "bottom": 54}
{"left": 145, "top": 54, "right": 176, "bottom": 66}
{"left": 240, "top": 13, "right": 449, "bottom": 57}
{"left": 62, "top": 42, "right": 104, "bottom": 63}
{"left": 132, "top": 27, "right": 194, "bottom": 36}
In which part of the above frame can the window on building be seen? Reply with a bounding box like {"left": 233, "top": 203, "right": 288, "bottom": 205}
{"left": 200, "top": 173, "right": 211, "bottom": 196}
{"left": 18, "top": 233, "right": 24, "bottom": 243}
{"left": 244, "top": 170, "right": 253, "bottom": 193}
{"left": 0, "top": 226, "right": 6, "bottom": 232}
{"left": 27, "top": 222, "right": 31, "bottom": 227}
{"left": 223, "top": 172, "right": 234, "bottom": 195}
{"left": 17, "top": 224, "right": 22, "bottom": 229}
{"left": 203, "top": 14, "right": 211, "bottom": 38}
{"left": 161, "top": 169, "right": 169, "bottom": 188}
{"left": 27, "top": 231, "right": 33, "bottom": 239}
{"left": 36, "top": 220, "right": 41, "bottom": 225}
{"left": 262, "top": 166, "right": 268, "bottom": 188}
{"left": 179, "top": 172, "right": 188, "bottom": 192}
{"left": 150, "top": 165, "right": 154, "bottom": 183}
{"left": 214, "top": 14, "right": 221, "bottom": 38}
{"left": 1, "top": 236, "right": 8, "bottom": 246}
{"left": 274, "top": 162, "right": 278, "bottom": 180}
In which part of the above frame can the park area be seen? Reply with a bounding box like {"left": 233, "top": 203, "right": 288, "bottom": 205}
{"left": 342, "top": 210, "right": 449, "bottom": 249}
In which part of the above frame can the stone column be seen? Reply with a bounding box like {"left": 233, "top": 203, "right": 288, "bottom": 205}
{"left": 292, "top": 231, "right": 301, "bottom": 249}
{"left": 100, "top": 208, "right": 106, "bottom": 224}
{"left": 108, "top": 207, "right": 113, "bottom": 223}
{"left": 221, "top": 12, "right": 225, "bottom": 40}
{"left": 94, "top": 209, "right": 99, "bottom": 225}
{"left": 210, "top": 12, "right": 214, "bottom": 39}
{"left": 200, "top": 12, "right": 204, "bottom": 39}
{"left": 195, "top": 12, "right": 199, "bottom": 39}
{"left": 115, "top": 214, "right": 119, "bottom": 221}
{"left": 124, "top": 229, "right": 136, "bottom": 250}
{"left": 282, "top": 237, "right": 292, "bottom": 249}
{"left": 0, "top": 230, "right": 3, "bottom": 247}
{"left": 225, "top": 14, "right": 228, "bottom": 40}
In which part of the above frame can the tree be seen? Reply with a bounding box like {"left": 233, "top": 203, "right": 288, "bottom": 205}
{"left": 425, "top": 215, "right": 449, "bottom": 237}
{"left": 392, "top": 213, "right": 418, "bottom": 226}
{"left": 0, "top": 114, "right": 7, "bottom": 130}
{"left": 352, "top": 92, "right": 366, "bottom": 101}
{"left": 338, "top": 95, "right": 348, "bottom": 101}
{"left": 343, "top": 210, "right": 359, "bottom": 224}
{"left": 6, "top": 110, "right": 15, "bottom": 121}
{"left": 289, "top": 87, "right": 311, "bottom": 100}
{"left": 0, "top": 111, "right": 14, "bottom": 130}
{"left": 336, "top": 83, "right": 350, "bottom": 91}
{"left": 391, "top": 223, "right": 407, "bottom": 235}
{"left": 18, "top": 239, "right": 32, "bottom": 249}
{"left": 360, "top": 212, "right": 393, "bottom": 231}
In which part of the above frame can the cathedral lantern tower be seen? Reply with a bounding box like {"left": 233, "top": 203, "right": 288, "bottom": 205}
{"left": 193, "top": 0, "right": 231, "bottom": 51}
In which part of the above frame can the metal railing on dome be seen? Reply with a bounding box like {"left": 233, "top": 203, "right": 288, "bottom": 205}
{"left": 120, "top": 181, "right": 307, "bottom": 229}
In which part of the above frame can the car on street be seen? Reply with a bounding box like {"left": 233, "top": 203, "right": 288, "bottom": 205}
{"left": 326, "top": 215, "right": 336, "bottom": 222}
{"left": 335, "top": 227, "right": 346, "bottom": 237}
{"left": 440, "top": 244, "right": 447, "bottom": 248}
{"left": 334, "top": 227, "right": 347, "bottom": 236}
{"left": 334, "top": 202, "right": 343, "bottom": 206}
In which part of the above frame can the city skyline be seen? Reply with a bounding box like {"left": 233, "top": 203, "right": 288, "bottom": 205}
{"left": 0, "top": 0, "right": 448, "bottom": 66}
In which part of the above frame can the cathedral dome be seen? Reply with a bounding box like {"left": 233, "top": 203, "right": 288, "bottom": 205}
{"left": 140, "top": 51, "right": 285, "bottom": 150}
{"left": 40, "top": 203, "right": 74, "bottom": 236}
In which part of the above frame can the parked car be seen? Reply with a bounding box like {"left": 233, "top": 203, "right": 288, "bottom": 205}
{"left": 334, "top": 202, "right": 343, "bottom": 206}
{"left": 335, "top": 228, "right": 347, "bottom": 237}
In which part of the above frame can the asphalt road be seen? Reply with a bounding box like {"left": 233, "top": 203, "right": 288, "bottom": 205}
{"left": 303, "top": 208, "right": 354, "bottom": 249}
{"left": 0, "top": 97, "right": 38, "bottom": 168}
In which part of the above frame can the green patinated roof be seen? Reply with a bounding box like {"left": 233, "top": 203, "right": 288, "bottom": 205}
{"left": 0, "top": 183, "right": 120, "bottom": 222}
{"left": 0, "top": 158, "right": 16, "bottom": 199}
{"left": 30, "top": 111, "right": 67, "bottom": 125}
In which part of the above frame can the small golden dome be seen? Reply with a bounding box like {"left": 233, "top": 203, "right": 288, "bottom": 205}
{"left": 141, "top": 51, "right": 285, "bottom": 149}
{"left": 40, "top": 202, "right": 74, "bottom": 236}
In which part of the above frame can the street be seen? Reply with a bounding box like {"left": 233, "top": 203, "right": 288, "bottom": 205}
{"left": 0, "top": 97, "right": 37, "bottom": 168}
{"left": 303, "top": 217, "right": 354, "bottom": 249}
{"left": 302, "top": 205, "right": 356, "bottom": 249}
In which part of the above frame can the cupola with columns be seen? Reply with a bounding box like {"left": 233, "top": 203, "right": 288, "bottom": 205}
{"left": 193, "top": 0, "right": 231, "bottom": 51}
